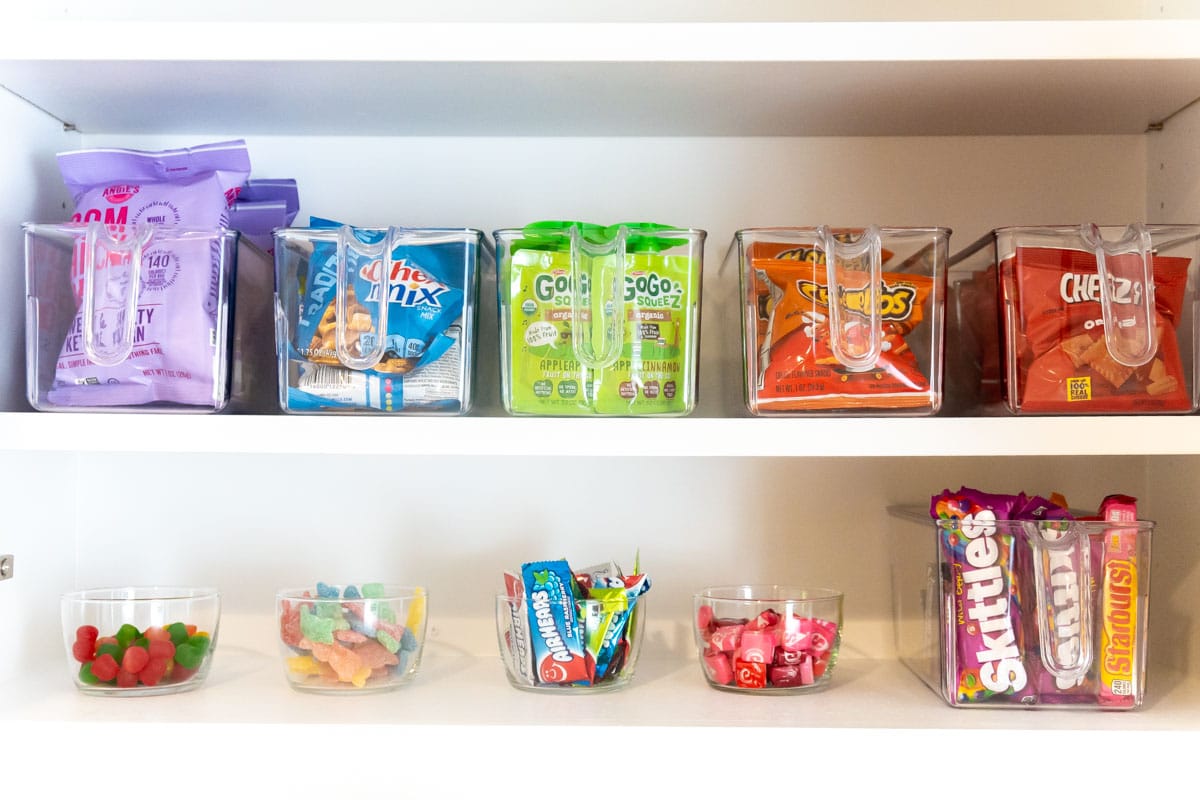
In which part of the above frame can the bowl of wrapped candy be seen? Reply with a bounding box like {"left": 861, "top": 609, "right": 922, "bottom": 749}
{"left": 694, "top": 585, "right": 842, "bottom": 693}
{"left": 277, "top": 582, "right": 426, "bottom": 693}
{"left": 62, "top": 586, "right": 220, "bottom": 696}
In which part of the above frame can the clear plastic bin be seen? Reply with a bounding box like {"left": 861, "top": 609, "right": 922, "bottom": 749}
{"left": 495, "top": 221, "right": 705, "bottom": 416}
{"left": 888, "top": 505, "right": 1153, "bottom": 709}
{"left": 273, "top": 226, "right": 485, "bottom": 414}
{"left": 948, "top": 224, "right": 1200, "bottom": 414}
{"left": 24, "top": 223, "right": 237, "bottom": 412}
{"left": 735, "top": 226, "right": 949, "bottom": 415}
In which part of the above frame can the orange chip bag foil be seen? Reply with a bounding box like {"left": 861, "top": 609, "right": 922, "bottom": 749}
{"left": 750, "top": 240, "right": 935, "bottom": 411}
{"left": 1003, "top": 247, "right": 1191, "bottom": 413}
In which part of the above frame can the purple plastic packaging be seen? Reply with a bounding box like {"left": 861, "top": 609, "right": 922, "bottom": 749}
{"left": 931, "top": 487, "right": 1034, "bottom": 704}
{"left": 47, "top": 140, "right": 250, "bottom": 407}
{"left": 228, "top": 179, "right": 299, "bottom": 255}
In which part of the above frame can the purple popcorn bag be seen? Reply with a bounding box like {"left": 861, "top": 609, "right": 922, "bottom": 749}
{"left": 40, "top": 140, "right": 250, "bottom": 409}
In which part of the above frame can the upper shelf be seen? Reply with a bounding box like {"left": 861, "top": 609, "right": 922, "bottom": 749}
{"left": 3, "top": 412, "right": 1199, "bottom": 457}
{"left": 2, "top": 21, "right": 1198, "bottom": 136}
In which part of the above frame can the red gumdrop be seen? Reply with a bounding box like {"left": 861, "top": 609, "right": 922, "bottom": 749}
{"left": 813, "top": 657, "right": 829, "bottom": 678}
{"left": 116, "top": 669, "right": 138, "bottom": 688}
{"left": 72, "top": 639, "right": 96, "bottom": 663}
{"left": 76, "top": 625, "right": 99, "bottom": 643}
{"left": 280, "top": 606, "right": 302, "bottom": 647}
{"left": 148, "top": 639, "right": 176, "bottom": 660}
{"left": 122, "top": 645, "right": 150, "bottom": 674}
{"left": 91, "top": 653, "right": 119, "bottom": 682}
{"left": 143, "top": 626, "right": 171, "bottom": 643}
{"left": 171, "top": 664, "right": 199, "bottom": 683}
{"left": 139, "top": 657, "right": 169, "bottom": 687}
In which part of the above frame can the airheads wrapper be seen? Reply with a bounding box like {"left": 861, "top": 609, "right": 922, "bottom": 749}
{"left": 47, "top": 140, "right": 250, "bottom": 407}
{"left": 286, "top": 220, "right": 474, "bottom": 412}
{"left": 521, "top": 560, "right": 592, "bottom": 685}
{"left": 750, "top": 239, "right": 935, "bottom": 411}
{"left": 503, "top": 221, "right": 700, "bottom": 415}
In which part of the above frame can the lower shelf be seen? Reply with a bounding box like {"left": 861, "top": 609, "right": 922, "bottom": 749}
{"left": 2, "top": 615, "right": 1198, "bottom": 793}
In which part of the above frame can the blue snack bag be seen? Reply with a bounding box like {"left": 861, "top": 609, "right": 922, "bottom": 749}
{"left": 294, "top": 218, "right": 464, "bottom": 374}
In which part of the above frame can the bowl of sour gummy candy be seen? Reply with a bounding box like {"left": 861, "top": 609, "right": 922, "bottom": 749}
{"left": 62, "top": 586, "right": 220, "bottom": 696}
{"left": 277, "top": 582, "right": 427, "bottom": 693}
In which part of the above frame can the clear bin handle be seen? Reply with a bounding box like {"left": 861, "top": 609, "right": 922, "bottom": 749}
{"left": 81, "top": 222, "right": 154, "bottom": 367}
{"left": 334, "top": 225, "right": 393, "bottom": 371}
{"left": 569, "top": 224, "right": 626, "bottom": 369}
{"left": 1027, "top": 521, "right": 1094, "bottom": 686}
{"left": 1080, "top": 223, "right": 1158, "bottom": 368}
{"left": 821, "top": 225, "right": 883, "bottom": 372}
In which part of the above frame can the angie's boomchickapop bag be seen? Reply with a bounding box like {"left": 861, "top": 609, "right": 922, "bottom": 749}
{"left": 45, "top": 140, "right": 250, "bottom": 408}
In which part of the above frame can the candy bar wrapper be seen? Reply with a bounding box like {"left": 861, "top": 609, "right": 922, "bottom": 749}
{"left": 521, "top": 560, "right": 593, "bottom": 685}
{"left": 932, "top": 488, "right": 1034, "bottom": 704}
{"left": 1029, "top": 519, "right": 1098, "bottom": 704}
{"left": 1098, "top": 495, "right": 1139, "bottom": 708}
{"left": 503, "top": 571, "right": 534, "bottom": 687}
{"left": 584, "top": 587, "right": 630, "bottom": 681}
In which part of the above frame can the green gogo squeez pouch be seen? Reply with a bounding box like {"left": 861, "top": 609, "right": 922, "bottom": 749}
{"left": 504, "top": 223, "right": 700, "bottom": 415}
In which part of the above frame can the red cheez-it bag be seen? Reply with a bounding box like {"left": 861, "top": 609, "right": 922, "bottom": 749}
{"left": 1005, "top": 246, "right": 1191, "bottom": 412}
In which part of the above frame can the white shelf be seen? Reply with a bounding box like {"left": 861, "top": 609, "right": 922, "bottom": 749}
{"left": 3, "top": 614, "right": 1197, "bottom": 792}
{"left": 2, "top": 21, "right": 1198, "bottom": 136}
{"left": 2, "top": 412, "right": 1199, "bottom": 457}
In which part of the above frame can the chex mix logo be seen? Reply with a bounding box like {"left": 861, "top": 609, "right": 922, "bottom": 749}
{"left": 359, "top": 259, "right": 450, "bottom": 307}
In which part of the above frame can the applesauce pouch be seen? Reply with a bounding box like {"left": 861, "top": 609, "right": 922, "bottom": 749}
{"left": 505, "top": 246, "right": 594, "bottom": 414}
{"left": 592, "top": 250, "right": 699, "bottom": 415}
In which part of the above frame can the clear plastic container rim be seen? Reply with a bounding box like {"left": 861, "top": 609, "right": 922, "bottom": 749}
{"left": 889, "top": 505, "right": 1155, "bottom": 530}
{"left": 695, "top": 585, "right": 843, "bottom": 603}
{"left": 62, "top": 586, "right": 221, "bottom": 603}
{"left": 493, "top": 226, "right": 706, "bottom": 238}
{"left": 275, "top": 226, "right": 484, "bottom": 238}
{"left": 734, "top": 225, "right": 951, "bottom": 240}
{"left": 23, "top": 223, "right": 239, "bottom": 242}
{"left": 278, "top": 585, "right": 426, "bottom": 602}
{"left": 948, "top": 223, "right": 1200, "bottom": 268}
{"left": 495, "top": 593, "right": 647, "bottom": 606}
{"left": 934, "top": 518, "right": 1155, "bottom": 533}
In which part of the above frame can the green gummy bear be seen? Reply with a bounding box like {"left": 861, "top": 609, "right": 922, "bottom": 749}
{"left": 374, "top": 602, "right": 396, "bottom": 624}
{"left": 361, "top": 583, "right": 385, "bottom": 599}
{"left": 174, "top": 642, "right": 203, "bottom": 670}
{"left": 78, "top": 662, "right": 100, "bottom": 685}
{"left": 376, "top": 630, "right": 400, "bottom": 654}
{"left": 167, "top": 623, "right": 189, "bottom": 645}
{"left": 316, "top": 601, "right": 343, "bottom": 619}
{"left": 95, "top": 642, "right": 123, "bottom": 661}
{"left": 116, "top": 624, "right": 141, "bottom": 648}
{"left": 299, "top": 606, "right": 335, "bottom": 644}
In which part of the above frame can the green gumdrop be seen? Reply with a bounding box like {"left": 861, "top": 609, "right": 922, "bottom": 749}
{"left": 188, "top": 635, "right": 210, "bottom": 657}
{"left": 78, "top": 662, "right": 100, "bottom": 685}
{"left": 374, "top": 603, "right": 396, "bottom": 624}
{"left": 116, "top": 624, "right": 140, "bottom": 647}
{"left": 174, "top": 642, "right": 203, "bottom": 670}
{"left": 95, "top": 642, "right": 123, "bottom": 661}
{"left": 167, "top": 623, "right": 189, "bottom": 645}
{"left": 299, "top": 606, "right": 335, "bottom": 644}
{"left": 376, "top": 630, "right": 400, "bottom": 654}
{"left": 316, "top": 602, "right": 343, "bottom": 620}
{"left": 361, "top": 583, "right": 384, "bottom": 599}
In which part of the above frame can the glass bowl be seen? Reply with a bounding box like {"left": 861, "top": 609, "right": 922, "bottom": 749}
{"left": 277, "top": 583, "right": 427, "bottom": 693}
{"left": 61, "top": 586, "right": 220, "bottom": 696}
{"left": 496, "top": 594, "right": 645, "bottom": 693}
{"left": 694, "top": 585, "right": 842, "bottom": 694}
